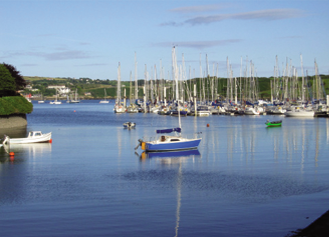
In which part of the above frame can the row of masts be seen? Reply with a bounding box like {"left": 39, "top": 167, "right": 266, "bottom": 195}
{"left": 115, "top": 52, "right": 326, "bottom": 111}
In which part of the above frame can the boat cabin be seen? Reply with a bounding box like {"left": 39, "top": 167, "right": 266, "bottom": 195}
{"left": 28, "top": 131, "right": 43, "bottom": 138}
{"left": 197, "top": 105, "right": 210, "bottom": 111}
{"left": 160, "top": 135, "right": 182, "bottom": 142}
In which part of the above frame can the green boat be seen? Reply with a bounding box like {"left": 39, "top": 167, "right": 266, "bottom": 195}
{"left": 265, "top": 119, "right": 282, "bottom": 127}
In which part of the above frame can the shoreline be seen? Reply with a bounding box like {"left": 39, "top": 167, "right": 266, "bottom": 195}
{"left": 0, "top": 114, "right": 27, "bottom": 129}
{"left": 287, "top": 210, "right": 329, "bottom": 237}
{"left": 30, "top": 97, "right": 115, "bottom": 100}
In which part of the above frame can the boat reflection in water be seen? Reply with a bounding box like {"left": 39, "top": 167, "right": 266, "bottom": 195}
{"left": 1, "top": 143, "right": 52, "bottom": 160}
{"left": 139, "top": 149, "right": 201, "bottom": 161}
{"left": 138, "top": 148, "right": 200, "bottom": 237}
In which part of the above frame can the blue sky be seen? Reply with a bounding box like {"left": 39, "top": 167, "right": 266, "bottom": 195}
{"left": 1, "top": 0, "right": 329, "bottom": 81}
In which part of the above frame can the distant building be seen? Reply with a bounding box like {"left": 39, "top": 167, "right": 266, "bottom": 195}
{"left": 25, "top": 85, "right": 39, "bottom": 92}
{"left": 84, "top": 92, "right": 91, "bottom": 96}
{"left": 47, "top": 85, "right": 71, "bottom": 95}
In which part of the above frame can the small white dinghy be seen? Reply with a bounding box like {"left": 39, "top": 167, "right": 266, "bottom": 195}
{"left": 123, "top": 122, "right": 136, "bottom": 129}
{"left": 2, "top": 131, "right": 52, "bottom": 144}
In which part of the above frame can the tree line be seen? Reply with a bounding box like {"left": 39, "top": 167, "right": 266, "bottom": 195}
{"left": 0, "top": 63, "right": 27, "bottom": 97}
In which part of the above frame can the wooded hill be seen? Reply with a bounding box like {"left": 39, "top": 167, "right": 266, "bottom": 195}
{"left": 24, "top": 75, "right": 329, "bottom": 101}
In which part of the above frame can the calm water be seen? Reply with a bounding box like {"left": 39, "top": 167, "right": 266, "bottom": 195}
{"left": 0, "top": 100, "right": 328, "bottom": 237}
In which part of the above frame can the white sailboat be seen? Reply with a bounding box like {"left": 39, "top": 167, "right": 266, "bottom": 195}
{"left": 38, "top": 94, "right": 45, "bottom": 104}
{"left": 244, "top": 106, "right": 264, "bottom": 115}
{"left": 196, "top": 105, "right": 211, "bottom": 116}
{"left": 114, "top": 63, "right": 126, "bottom": 113}
{"left": 284, "top": 107, "right": 315, "bottom": 117}
{"left": 70, "top": 89, "right": 80, "bottom": 103}
{"left": 99, "top": 89, "right": 109, "bottom": 104}
{"left": 136, "top": 47, "right": 201, "bottom": 152}
{"left": 50, "top": 91, "right": 62, "bottom": 104}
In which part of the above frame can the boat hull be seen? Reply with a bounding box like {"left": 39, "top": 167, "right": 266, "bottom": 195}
{"left": 197, "top": 111, "right": 211, "bottom": 116}
{"left": 6, "top": 132, "right": 52, "bottom": 144}
{"left": 144, "top": 138, "right": 201, "bottom": 152}
{"left": 266, "top": 123, "right": 282, "bottom": 127}
{"left": 114, "top": 106, "right": 126, "bottom": 113}
{"left": 123, "top": 122, "right": 136, "bottom": 128}
{"left": 284, "top": 111, "right": 314, "bottom": 117}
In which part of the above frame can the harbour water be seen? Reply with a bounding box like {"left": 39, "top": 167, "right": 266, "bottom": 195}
{"left": 0, "top": 100, "right": 328, "bottom": 237}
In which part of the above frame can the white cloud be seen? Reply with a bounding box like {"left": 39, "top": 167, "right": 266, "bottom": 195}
{"left": 154, "top": 40, "right": 242, "bottom": 50}
{"left": 161, "top": 8, "right": 305, "bottom": 26}
{"left": 1, "top": 49, "right": 92, "bottom": 61}
{"left": 170, "top": 4, "right": 227, "bottom": 13}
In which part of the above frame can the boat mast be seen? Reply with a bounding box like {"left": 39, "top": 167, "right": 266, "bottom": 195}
{"left": 117, "top": 62, "right": 121, "bottom": 106}
{"left": 172, "top": 46, "right": 181, "bottom": 129}
{"left": 144, "top": 64, "right": 148, "bottom": 113}
{"left": 129, "top": 71, "right": 132, "bottom": 105}
{"left": 300, "top": 54, "right": 305, "bottom": 102}
{"left": 134, "top": 52, "right": 138, "bottom": 101}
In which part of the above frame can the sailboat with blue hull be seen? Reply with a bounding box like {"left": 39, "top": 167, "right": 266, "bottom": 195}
{"left": 141, "top": 129, "right": 201, "bottom": 152}
{"left": 136, "top": 47, "right": 202, "bottom": 152}
{"left": 141, "top": 149, "right": 200, "bottom": 159}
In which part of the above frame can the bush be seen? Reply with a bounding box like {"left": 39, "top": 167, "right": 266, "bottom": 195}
{"left": 0, "top": 96, "right": 33, "bottom": 115}
{"left": 0, "top": 64, "right": 16, "bottom": 96}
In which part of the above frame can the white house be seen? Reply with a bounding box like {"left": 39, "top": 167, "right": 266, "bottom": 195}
{"left": 47, "top": 85, "right": 71, "bottom": 95}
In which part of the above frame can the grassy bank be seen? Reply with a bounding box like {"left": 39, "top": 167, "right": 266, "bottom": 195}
{"left": 0, "top": 96, "right": 33, "bottom": 116}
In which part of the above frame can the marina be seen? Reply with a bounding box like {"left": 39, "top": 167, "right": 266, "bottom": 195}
{"left": 2, "top": 1, "right": 329, "bottom": 236}
{"left": 0, "top": 100, "right": 328, "bottom": 237}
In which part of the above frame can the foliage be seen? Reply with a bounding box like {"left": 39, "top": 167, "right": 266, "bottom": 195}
{"left": 0, "top": 96, "right": 33, "bottom": 115}
{"left": 0, "top": 64, "right": 16, "bottom": 96}
{"left": 3, "top": 63, "right": 27, "bottom": 91}
{"left": 88, "top": 88, "right": 117, "bottom": 98}
{"left": 22, "top": 75, "right": 329, "bottom": 100}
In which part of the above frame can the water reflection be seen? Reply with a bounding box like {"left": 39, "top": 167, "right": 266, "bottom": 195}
{"left": 0, "top": 143, "right": 52, "bottom": 163}
{"left": 175, "top": 162, "right": 182, "bottom": 237}
{"left": 202, "top": 116, "right": 328, "bottom": 174}
{"left": 139, "top": 149, "right": 201, "bottom": 163}
{"left": 138, "top": 149, "right": 200, "bottom": 237}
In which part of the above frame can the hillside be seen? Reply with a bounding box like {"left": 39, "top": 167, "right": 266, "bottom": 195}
{"left": 23, "top": 75, "right": 329, "bottom": 101}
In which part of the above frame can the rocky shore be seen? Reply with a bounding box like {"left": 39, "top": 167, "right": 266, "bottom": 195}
{"left": 287, "top": 210, "right": 329, "bottom": 237}
{"left": 0, "top": 114, "right": 27, "bottom": 129}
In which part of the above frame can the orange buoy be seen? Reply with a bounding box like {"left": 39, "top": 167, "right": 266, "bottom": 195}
{"left": 49, "top": 139, "right": 53, "bottom": 143}
{"left": 74, "top": 110, "right": 76, "bottom": 112}
{"left": 9, "top": 152, "right": 15, "bottom": 156}
{"left": 207, "top": 124, "right": 210, "bottom": 127}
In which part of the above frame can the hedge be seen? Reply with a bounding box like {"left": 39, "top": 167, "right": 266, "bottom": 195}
{"left": 0, "top": 96, "right": 33, "bottom": 115}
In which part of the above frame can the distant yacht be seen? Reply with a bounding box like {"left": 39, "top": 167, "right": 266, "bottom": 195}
{"left": 99, "top": 89, "right": 109, "bottom": 104}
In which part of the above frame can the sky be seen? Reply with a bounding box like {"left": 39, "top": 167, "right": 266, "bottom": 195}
{"left": 1, "top": 0, "right": 329, "bottom": 81}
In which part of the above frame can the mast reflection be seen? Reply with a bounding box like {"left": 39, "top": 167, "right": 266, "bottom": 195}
{"left": 138, "top": 148, "right": 200, "bottom": 237}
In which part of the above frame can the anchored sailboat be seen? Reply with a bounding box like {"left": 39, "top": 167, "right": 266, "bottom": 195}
{"left": 99, "top": 89, "right": 109, "bottom": 104}
{"left": 136, "top": 47, "right": 201, "bottom": 152}
{"left": 114, "top": 63, "right": 126, "bottom": 113}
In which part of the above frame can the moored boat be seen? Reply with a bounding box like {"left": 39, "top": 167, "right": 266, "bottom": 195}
{"left": 50, "top": 100, "right": 62, "bottom": 104}
{"left": 245, "top": 106, "right": 264, "bottom": 115}
{"left": 265, "top": 120, "right": 282, "bottom": 127}
{"left": 99, "top": 89, "right": 109, "bottom": 103}
{"left": 284, "top": 109, "right": 314, "bottom": 117}
{"left": 2, "top": 131, "right": 52, "bottom": 144}
{"left": 135, "top": 47, "right": 201, "bottom": 152}
{"left": 196, "top": 105, "right": 211, "bottom": 116}
{"left": 123, "top": 122, "right": 136, "bottom": 129}
{"left": 137, "top": 132, "right": 201, "bottom": 152}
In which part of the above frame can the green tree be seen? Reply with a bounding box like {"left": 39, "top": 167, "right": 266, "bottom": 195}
{"left": 3, "top": 63, "right": 27, "bottom": 91}
{"left": 0, "top": 64, "right": 16, "bottom": 96}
